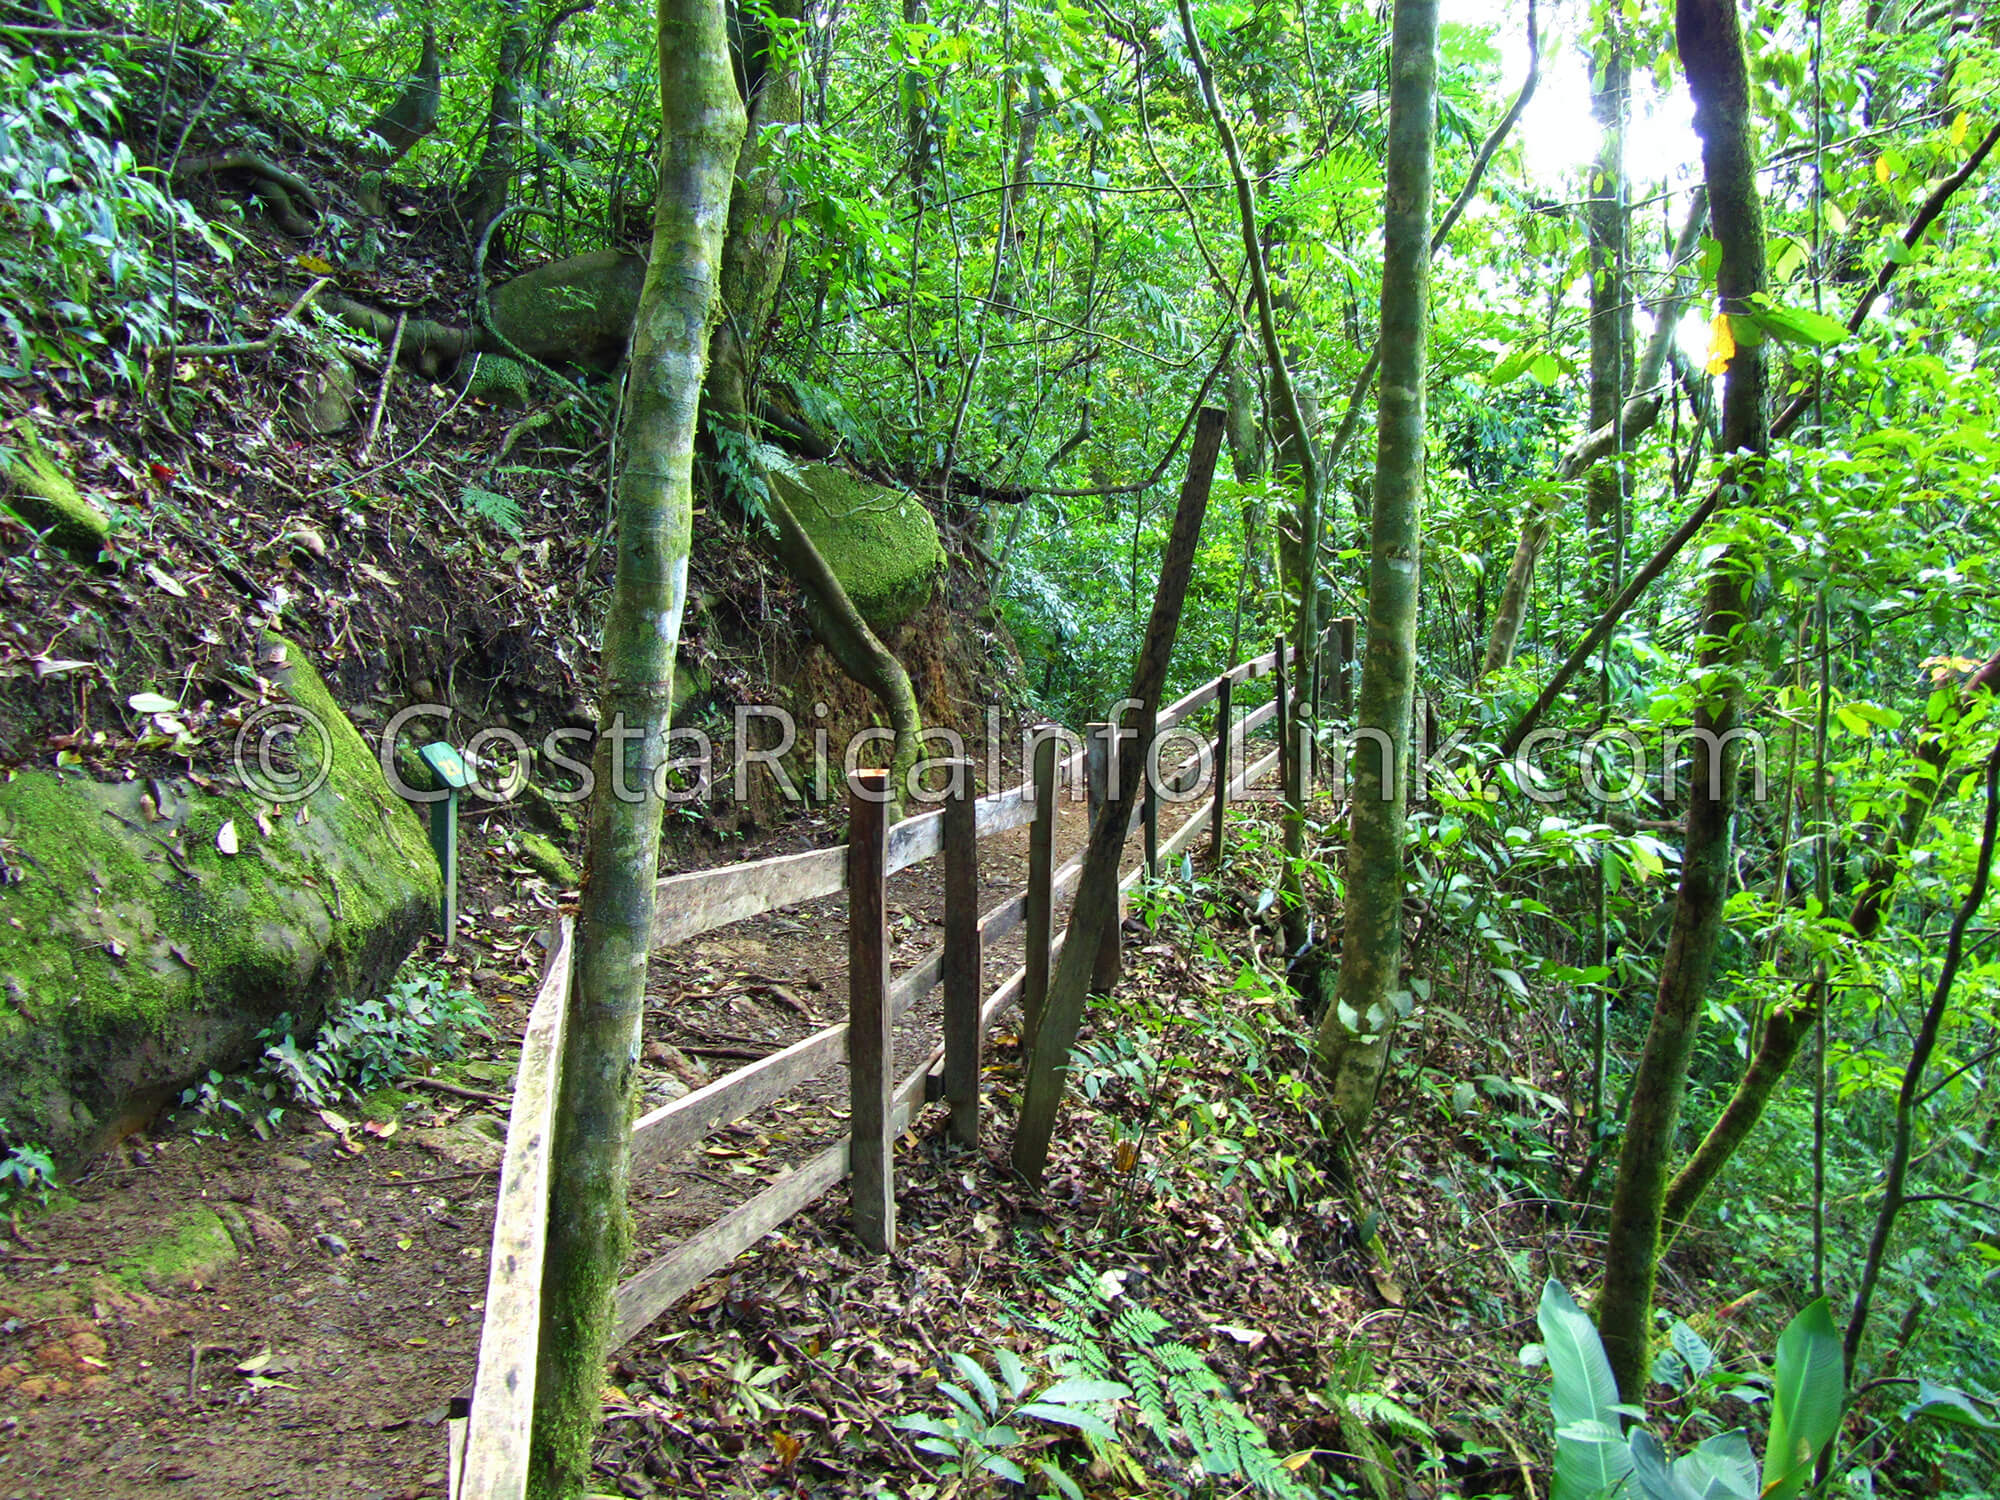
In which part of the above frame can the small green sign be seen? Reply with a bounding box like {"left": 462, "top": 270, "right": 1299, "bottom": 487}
{"left": 420, "top": 740, "right": 476, "bottom": 791}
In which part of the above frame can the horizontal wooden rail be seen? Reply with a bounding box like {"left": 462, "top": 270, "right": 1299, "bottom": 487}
{"left": 453, "top": 917, "right": 574, "bottom": 1500}
{"left": 646, "top": 645, "right": 1292, "bottom": 954}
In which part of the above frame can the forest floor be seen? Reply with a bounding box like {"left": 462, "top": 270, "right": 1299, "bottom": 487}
{"left": 6, "top": 761, "right": 1571, "bottom": 1500}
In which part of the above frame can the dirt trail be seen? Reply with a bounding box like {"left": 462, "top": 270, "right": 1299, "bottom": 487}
{"left": 0, "top": 737, "right": 1279, "bottom": 1500}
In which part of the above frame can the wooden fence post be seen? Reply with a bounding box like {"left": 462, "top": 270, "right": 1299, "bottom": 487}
{"left": 941, "top": 758, "right": 981, "bottom": 1148}
{"left": 1274, "top": 635, "right": 1294, "bottom": 810}
{"left": 1309, "top": 627, "right": 1326, "bottom": 787}
{"left": 1335, "top": 615, "right": 1355, "bottom": 719}
{"left": 1025, "top": 730, "right": 1057, "bottom": 1041}
{"left": 1209, "top": 672, "right": 1233, "bottom": 863}
{"left": 1142, "top": 771, "right": 1158, "bottom": 881}
{"left": 1085, "top": 721, "right": 1122, "bottom": 992}
{"left": 846, "top": 768, "right": 894, "bottom": 1253}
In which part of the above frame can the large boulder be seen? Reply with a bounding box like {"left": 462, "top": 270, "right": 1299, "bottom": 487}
{"left": 0, "top": 638, "right": 439, "bottom": 1164}
{"left": 487, "top": 249, "right": 645, "bottom": 368}
{"left": 767, "top": 465, "right": 944, "bottom": 635}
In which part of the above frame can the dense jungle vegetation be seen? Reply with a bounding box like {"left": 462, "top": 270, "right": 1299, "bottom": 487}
{"left": 2, "top": 0, "right": 1999, "bottom": 1493}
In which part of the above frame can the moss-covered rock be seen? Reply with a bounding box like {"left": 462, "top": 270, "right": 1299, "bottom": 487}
{"left": 110, "top": 1207, "right": 238, "bottom": 1293}
{"left": 767, "top": 465, "right": 943, "bottom": 635}
{"left": 465, "top": 353, "right": 532, "bottom": 408}
{"left": 517, "top": 833, "right": 578, "bottom": 888}
{"left": 487, "top": 249, "right": 645, "bottom": 368}
{"left": 0, "top": 637, "right": 439, "bottom": 1164}
{"left": 0, "top": 429, "right": 110, "bottom": 563}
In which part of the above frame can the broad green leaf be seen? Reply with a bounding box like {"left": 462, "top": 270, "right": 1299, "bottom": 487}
{"left": 1761, "top": 1298, "right": 1843, "bottom": 1500}
{"left": 1902, "top": 1379, "right": 1998, "bottom": 1431}
{"left": 1017, "top": 1402, "right": 1118, "bottom": 1441}
{"left": 1538, "top": 1280, "right": 1633, "bottom": 1499}
{"left": 1671, "top": 1320, "right": 1715, "bottom": 1380}
{"left": 980, "top": 1453, "right": 1028, "bottom": 1485}
{"left": 1674, "top": 1430, "right": 1756, "bottom": 1498}
{"left": 1033, "top": 1376, "right": 1131, "bottom": 1405}
{"left": 950, "top": 1353, "right": 998, "bottom": 1417}
{"left": 994, "top": 1347, "right": 1028, "bottom": 1401}
{"left": 1748, "top": 302, "right": 1849, "bottom": 348}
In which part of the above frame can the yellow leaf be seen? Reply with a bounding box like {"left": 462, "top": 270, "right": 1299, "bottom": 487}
{"left": 1952, "top": 112, "right": 1970, "bottom": 148}
{"left": 1875, "top": 154, "right": 1892, "bottom": 184}
{"left": 1704, "top": 312, "right": 1736, "bottom": 376}
{"left": 294, "top": 253, "right": 336, "bottom": 275}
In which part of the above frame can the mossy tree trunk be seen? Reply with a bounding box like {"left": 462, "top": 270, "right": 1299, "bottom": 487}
{"left": 1311, "top": 0, "right": 1439, "bottom": 1135}
{"left": 527, "top": 0, "right": 744, "bottom": 1491}
{"left": 704, "top": 0, "right": 923, "bottom": 810}
{"left": 458, "top": 0, "right": 531, "bottom": 247}
{"left": 1179, "top": 0, "right": 1324, "bottom": 972}
{"left": 1594, "top": 0, "right": 1768, "bottom": 1404}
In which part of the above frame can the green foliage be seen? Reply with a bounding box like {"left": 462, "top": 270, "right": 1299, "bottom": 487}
{"left": 458, "top": 483, "right": 524, "bottom": 537}
{"left": 0, "top": 1118, "right": 56, "bottom": 1206}
{"left": 0, "top": 52, "right": 222, "bottom": 385}
{"left": 182, "top": 965, "right": 487, "bottom": 1127}
{"left": 1038, "top": 1265, "right": 1314, "bottom": 1499}
{"left": 894, "top": 1347, "right": 1125, "bottom": 1495}
{"left": 1529, "top": 1281, "right": 1845, "bottom": 1500}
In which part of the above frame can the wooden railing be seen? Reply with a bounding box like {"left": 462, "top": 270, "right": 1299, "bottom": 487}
{"left": 447, "top": 628, "right": 1356, "bottom": 1498}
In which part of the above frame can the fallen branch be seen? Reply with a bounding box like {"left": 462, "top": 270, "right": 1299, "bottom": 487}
{"left": 172, "top": 149, "right": 319, "bottom": 235}
{"left": 358, "top": 311, "right": 407, "bottom": 462}
{"left": 153, "top": 277, "right": 333, "bottom": 359}
{"left": 409, "top": 1075, "right": 508, "bottom": 1105}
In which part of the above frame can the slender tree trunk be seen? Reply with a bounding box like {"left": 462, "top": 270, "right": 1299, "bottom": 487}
{"left": 459, "top": 0, "right": 531, "bottom": 248}
{"left": 1582, "top": 45, "right": 1630, "bottom": 606}
{"left": 1178, "top": 0, "right": 1325, "bottom": 973}
{"left": 1311, "top": 0, "right": 1440, "bottom": 1134}
{"left": 1480, "top": 191, "right": 1706, "bottom": 677}
{"left": 1594, "top": 0, "right": 1768, "bottom": 1404}
{"left": 703, "top": 0, "right": 924, "bottom": 806}
{"left": 1662, "top": 650, "right": 2000, "bottom": 1223}
{"left": 527, "top": 2, "right": 744, "bottom": 1492}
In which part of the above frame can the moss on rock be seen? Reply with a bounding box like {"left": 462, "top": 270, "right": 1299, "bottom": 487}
{"left": 111, "top": 1207, "right": 238, "bottom": 1292}
{"left": 487, "top": 249, "right": 645, "bottom": 368}
{"left": 0, "top": 429, "right": 110, "bottom": 563}
{"left": 767, "top": 465, "right": 943, "bottom": 635}
{"left": 517, "top": 833, "right": 579, "bottom": 888}
{"left": 466, "top": 354, "right": 532, "bottom": 408}
{"left": 0, "top": 637, "right": 438, "bottom": 1164}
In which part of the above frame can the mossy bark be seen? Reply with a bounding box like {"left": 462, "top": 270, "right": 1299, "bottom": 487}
{"left": 525, "top": 0, "right": 744, "bottom": 1492}
{"left": 1595, "top": 0, "right": 1768, "bottom": 1404}
{"left": 1312, "top": 0, "right": 1440, "bottom": 1136}
{"left": 1, "top": 430, "right": 110, "bottom": 563}
{"left": 700, "top": 2, "right": 926, "bottom": 811}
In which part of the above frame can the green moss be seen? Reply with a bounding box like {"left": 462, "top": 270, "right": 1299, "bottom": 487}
{"left": 0, "top": 428, "right": 109, "bottom": 562}
{"left": 0, "top": 637, "right": 439, "bottom": 1159}
{"left": 111, "top": 1207, "right": 237, "bottom": 1292}
{"left": 517, "top": 833, "right": 579, "bottom": 888}
{"left": 768, "top": 465, "right": 943, "bottom": 634}
{"left": 488, "top": 249, "right": 646, "bottom": 366}
{"left": 466, "top": 354, "right": 532, "bottom": 408}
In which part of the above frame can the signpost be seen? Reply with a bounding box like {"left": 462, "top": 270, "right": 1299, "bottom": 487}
{"left": 420, "top": 741, "right": 475, "bottom": 948}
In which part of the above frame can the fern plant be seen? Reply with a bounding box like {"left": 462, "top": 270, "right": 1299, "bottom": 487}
{"left": 1038, "top": 1266, "right": 1316, "bottom": 1499}
{"left": 894, "top": 1349, "right": 1124, "bottom": 1497}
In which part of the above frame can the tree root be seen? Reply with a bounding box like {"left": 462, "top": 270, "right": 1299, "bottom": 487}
{"left": 172, "top": 149, "right": 320, "bottom": 236}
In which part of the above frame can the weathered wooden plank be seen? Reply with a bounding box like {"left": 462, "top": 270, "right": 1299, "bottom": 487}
{"left": 447, "top": 1417, "right": 467, "bottom": 1500}
{"left": 652, "top": 845, "right": 846, "bottom": 949}
{"left": 629, "top": 1022, "right": 844, "bottom": 1172}
{"left": 1024, "top": 732, "right": 1057, "bottom": 1039}
{"left": 613, "top": 1059, "right": 934, "bottom": 1350}
{"left": 942, "top": 762, "right": 981, "bottom": 1146}
{"left": 456, "top": 916, "right": 572, "bottom": 1500}
{"left": 976, "top": 779, "right": 1035, "bottom": 837}
{"left": 885, "top": 807, "right": 941, "bottom": 876}
{"left": 1239, "top": 696, "right": 1277, "bottom": 738}
{"left": 610, "top": 1139, "right": 850, "bottom": 1350}
{"left": 846, "top": 770, "right": 894, "bottom": 1254}
{"left": 1210, "top": 674, "right": 1234, "bottom": 863}
{"left": 1157, "top": 675, "right": 1220, "bottom": 732}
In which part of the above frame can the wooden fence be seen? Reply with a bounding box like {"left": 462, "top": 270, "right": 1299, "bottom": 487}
{"left": 446, "top": 628, "right": 1356, "bottom": 1497}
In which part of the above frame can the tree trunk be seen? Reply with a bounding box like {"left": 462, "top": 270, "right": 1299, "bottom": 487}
{"left": 1480, "top": 190, "right": 1706, "bottom": 677}
{"left": 1177, "top": 0, "right": 1324, "bottom": 974}
{"left": 1311, "top": 0, "right": 1440, "bottom": 1134}
{"left": 1662, "top": 650, "right": 2000, "bottom": 1224}
{"left": 703, "top": 0, "right": 924, "bottom": 808}
{"left": 527, "top": 0, "right": 744, "bottom": 1492}
{"left": 1011, "top": 409, "right": 1226, "bottom": 1182}
{"left": 459, "top": 0, "right": 531, "bottom": 248}
{"left": 1582, "top": 46, "right": 1630, "bottom": 606}
{"left": 1594, "top": 0, "right": 1768, "bottom": 1404}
